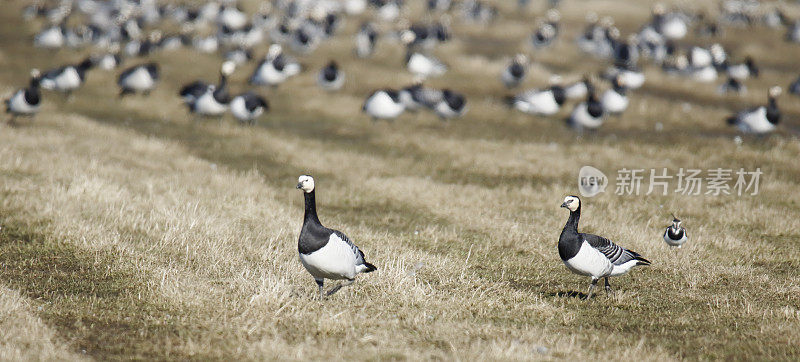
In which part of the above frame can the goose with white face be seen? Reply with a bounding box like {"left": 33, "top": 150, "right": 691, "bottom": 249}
{"left": 560, "top": 195, "right": 580, "bottom": 212}
{"left": 296, "top": 175, "right": 315, "bottom": 193}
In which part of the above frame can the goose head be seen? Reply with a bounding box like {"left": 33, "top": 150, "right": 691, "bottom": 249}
{"left": 560, "top": 195, "right": 580, "bottom": 212}
{"left": 296, "top": 175, "right": 315, "bottom": 193}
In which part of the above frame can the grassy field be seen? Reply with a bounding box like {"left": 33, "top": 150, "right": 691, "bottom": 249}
{"left": 1, "top": 0, "right": 799, "bottom": 360}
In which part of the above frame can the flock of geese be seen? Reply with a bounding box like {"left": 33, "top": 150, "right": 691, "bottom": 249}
{"left": 0, "top": 0, "right": 790, "bottom": 298}
{"left": 4, "top": 0, "right": 799, "bottom": 134}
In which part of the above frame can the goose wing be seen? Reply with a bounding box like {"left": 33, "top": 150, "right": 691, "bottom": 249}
{"left": 332, "top": 230, "right": 367, "bottom": 266}
{"left": 581, "top": 233, "right": 650, "bottom": 266}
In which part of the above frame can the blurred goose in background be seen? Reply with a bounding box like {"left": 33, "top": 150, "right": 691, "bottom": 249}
{"left": 188, "top": 61, "right": 235, "bottom": 117}
{"left": 217, "top": 4, "right": 248, "bottom": 31}
{"left": 790, "top": 76, "right": 800, "bottom": 96}
{"left": 600, "top": 75, "right": 629, "bottom": 115}
{"left": 663, "top": 214, "right": 687, "bottom": 248}
{"left": 501, "top": 54, "right": 528, "bottom": 89}
{"left": 249, "top": 44, "right": 301, "bottom": 87}
{"left": 405, "top": 51, "right": 447, "bottom": 79}
{"left": 565, "top": 76, "right": 590, "bottom": 100}
{"left": 354, "top": 22, "right": 378, "bottom": 58}
{"left": 117, "top": 62, "right": 159, "bottom": 97}
{"left": 605, "top": 65, "right": 645, "bottom": 89}
{"left": 399, "top": 83, "right": 442, "bottom": 112}
{"left": 725, "top": 56, "right": 758, "bottom": 80}
{"left": 726, "top": 86, "right": 781, "bottom": 134}
{"left": 507, "top": 76, "right": 566, "bottom": 116}
{"left": 651, "top": 4, "right": 687, "bottom": 40}
{"left": 40, "top": 56, "right": 94, "bottom": 98}
{"left": 531, "top": 21, "right": 557, "bottom": 49}
{"left": 433, "top": 89, "right": 467, "bottom": 120}
{"left": 317, "top": 61, "right": 344, "bottom": 91}
{"left": 224, "top": 47, "right": 253, "bottom": 66}
{"left": 5, "top": 69, "right": 42, "bottom": 123}
{"left": 34, "top": 23, "right": 66, "bottom": 49}
{"left": 718, "top": 77, "right": 746, "bottom": 95}
{"left": 363, "top": 89, "right": 405, "bottom": 121}
{"left": 568, "top": 82, "right": 604, "bottom": 131}
{"left": 96, "top": 45, "right": 122, "bottom": 71}
{"left": 230, "top": 91, "right": 268, "bottom": 125}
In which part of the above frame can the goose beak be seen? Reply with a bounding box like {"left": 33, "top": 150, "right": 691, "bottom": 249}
{"left": 296, "top": 182, "right": 303, "bottom": 189}
{"left": 560, "top": 202, "right": 568, "bottom": 208}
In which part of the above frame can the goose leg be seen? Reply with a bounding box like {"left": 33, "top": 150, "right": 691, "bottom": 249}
{"left": 604, "top": 277, "right": 614, "bottom": 296}
{"left": 586, "top": 278, "right": 599, "bottom": 299}
{"left": 315, "top": 278, "right": 324, "bottom": 299}
{"left": 326, "top": 279, "right": 355, "bottom": 296}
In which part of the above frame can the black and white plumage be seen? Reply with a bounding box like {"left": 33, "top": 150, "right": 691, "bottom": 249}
{"left": 249, "top": 44, "right": 301, "bottom": 87}
{"left": 531, "top": 22, "right": 557, "bottom": 49}
{"left": 34, "top": 25, "right": 66, "bottom": 49}
{"left": 317, "top": 61, "right": 344, "bottom": 91}
{"left": 40, "top": 57, "right": 94, "bottom": 97}
{"left": 726, "top": 86, "right": 781, "bottom": 134}
{"left": 363, "top": 89, "right": 405, "bottom": 120}
{"left": 354, "top": 22, "right": 377, "bottom": 58}
{"left": 500, "top": 54, "right": 528, "bottom": 89}
{"left": 230, "top": 92, "right": 268, "bottom": 125}
{"left": 790, "top": 76, "right": 800, "bottom": 96}
{"left": 296, "top": 175, "right": 376, "bottom": 298}
{"left": 564, "top": 76, "right": 590, "bottom": 100}
{"left": 567, "top": 82, "right": 604, "bottom": 130}
{"left": 600, "top": 75, "right": 629, "bottom": 115}
{"left": 117, "top": 62, "right": 159, "bottom": 97}
{"left": 725, "top": 56, "right": 758, "bottom": 80}
{"left": 433, "top": 89, "right": 467, "bottom": 120}
{"left": 5, "top": 69, "right": 42, "bottom": 122}
{"left": 399, "top": 83, "right": 442, "bottom": 112}
{"left": 663, "top": 215, "right": 687, "bottom": 248}
{"left": 718, "top": 77, "right": 747, "bottom": 95}
{"left": 559, "top": 196, "right": 650, "bottom": 299}
{"left": 506, "top": 76, "right": 566, "bottom": 116}
{"left": 405, "top": 51, "right": 447, "bottom": 79}
{"left": 186, "top": 61, "right": 235, "bottom": 116}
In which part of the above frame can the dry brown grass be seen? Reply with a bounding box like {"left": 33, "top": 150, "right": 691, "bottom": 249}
{"left": 0, "top": 0, "right": 799, "bottom": 360}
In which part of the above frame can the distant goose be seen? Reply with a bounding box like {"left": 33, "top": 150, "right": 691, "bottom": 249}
{"left": 500, "top": 54, "right": 528, "bottom": 89}
{"left": 296, "top": 175, "right": 376, "bottom": 298}
{"left": 363, "top": 89, "right": 405, "bottom": 121}
{"left": 230, "top": 92, "right": 268, "bottom": 125}
{"left": 34, "top": 24, "right": 65, "bottom": 49}
{"left": 354, "top": 22, "right": 378, "bottom": 58}
{"left": 433, "top": 89, "right": 467, "bottom": 120}
{"left": 559, "top": 195, "right": 650, "bottom": 299}
{"left": 189, "top": 61, "right": 235, "bottom": 116}
{"left": 726, "top": 86, "right": 781, "bottom": 134}
{"left": 605, "top": 65, "right": 645, "bottom": 89}
{"left": 507, "top": 76, "right": 565, "bottom": 116}
{"left": 117, "top": 62, "right": 159, "bottom": 97}
{"left": 249, "top": 44, "right": 301, "bottom": 87}
{"left": 790, "top": 76, "right": 800, "bottom": 96}
{"left": 96, "top": 51, "right": 122, "bottom": 71}
{"left": 5, "top": 69, "right": 42, "bottom": 123}
{"left": 564, "top": 76, "right": 590, "bottom": 100}
{"left": 40, "top": 56, "right": 94, "bottom": 97}
{"left": 531, "top": 22, "right": 557, "bottom": 49}
{"left": 717, "top": 77, "right": 746, "bottom": 95}
{"left": 689, "top": 64, "right": 718, "bottom": 83}
{"left": 567, "top": 82, "right": 604, "bottom": 130}
{"left": 406, "top": 51, "right": 447, "bottom": 79}
{"left": 224, "top": 47, "right": 253, "bottom": 66}
{"left": 291, "top": 27, "right": 319, "bottom": 54}
{"left": 688, "top": 46, "right": 712, "bottom": 68}
{"left": 725, "top": 56, "right": 758, "bottom": 80}
{"left": 317, "top": 61, "right": 344, "bottom": 91}
{"left": 217, "top": 4, "right": 247, "bottom": 31}
{"left": 399, "top": 83, "right": 442, "bottom": 112}
{"left": 663, "top": 214, "right": 687, "bottom": 248}
{"left": 600, "top": 75, "right": 629, "bottom": 115}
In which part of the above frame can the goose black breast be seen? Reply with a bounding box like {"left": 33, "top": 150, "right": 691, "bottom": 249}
{"left": 551, "top": 85, "right": 566, "bottom": 105}
{"left": 588, "top": 98, "right": 603, "bottom": 118}
{"left": 273, "top": 54, "right": 286, "bottom": 72}
{"left": 444, "top": 90, "right": 465, "bottom": 110}
{"left": 385, "top": 89, "right": 401, "bottom": 103}
{"left": 323, "top": 64, "right": 338, "bottom": 81}
{"left": 510, "top": 63, "right": 524, "bottom": 77}
{"left": 245, "top": 94, "right": 268, "bottom": 111}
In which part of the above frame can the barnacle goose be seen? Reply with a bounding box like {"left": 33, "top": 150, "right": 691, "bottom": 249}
{"left": 190, "top": 61, "right": 235, "bottom": 117}
{"left": 500, "top": 54, "right": 528, "bottom": 89}
{"left": 249, "top": 44, "right": 301, "bottom": 87}
{"left": 296, "top": 175, "right": 376, "bottom": 298}
{"left": 363, "top": 89, "right": 405, "bottom": 121}
{"left": 567, "top": 82, "right": 604, "bottom": 131}
{"left": 600, "top": 75, "right": 629, "bottom": 115}
{"left": 317, "top": 61, "right": 344, "bottom": 91}
{"left": 726, "top": 86, "right": 781, "bottom": 134}
{"left": 354, "top": 22, "right": 377, "bottom": 58}
{"left": 790, "top": 76, "right": 800, "bottom": 96}
{"left": 40, "top": 56, "right": 94, "bottom": 98}
{"left": 96, "top": 48, "right": 122, "bottom": 71}
{"left": 604, "top": 65, "right": 645, "bottom": 89}
{"left": 34, "top": 24, "right": 66, "bottom": 49}
{"left": 5, "top": 69, "right": 42, "bottom": 123}
{"left": 399, "top": 83, "right": 442, "bottom": 112}
{"left": 531, "top": 21, "right": 557, "bottom": 49}
{"left": 117, "top": 63, "right": 159, "bottom": 97}
{"left": 405, "top": 51, "right": 447, "bottom": 79}
{"left": 564, "top": 76, "right": 590, "bottom": 100}
{"left": 663, "top": 214, "right": 687, "bottom": 248}
{"left": 230, "top": 92, "right": 268, "bottom": 125}
{"left": 506, "top": 76, "right": 565, "bottom": 116}
{"left": 718, "top": 77, "right": 746, "bottom": 95}
{"left": 433, "top": 89, "right": 467, "bottom": 120}
{"left": 559, "top": 196, "right": 650, "bottom": 298}
{"left": 725, "top": 56, "right": 758, "bottom": 80}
